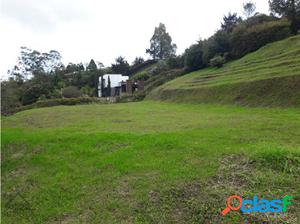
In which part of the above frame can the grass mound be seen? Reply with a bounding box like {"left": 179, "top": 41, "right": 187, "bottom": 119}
{"left": 148, "top": 35, "right": 300, "bottom": 107}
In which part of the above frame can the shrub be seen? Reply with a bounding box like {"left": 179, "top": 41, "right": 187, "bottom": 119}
{"left": 184, "top": 43, "right": 205, "bottom": 72}
{"left": 80, "top": 86, "right": 95, "bottom": 97}
{"left": 62, "top": 86, "right": 82, "bottom": 98}
{"left": 202, "top": 31, "right": 232, "bottom": 65}
{"left": 231, "top": 19, "right": 291, "bottom": 58}
{"left": 149, "top": 60, "right": 168, "bottom": 76}
{"left": 243, "top": 14, "right": 277, "bottom": 28}
{"left": 1, "top": 81, "right": 22, "bottom": 115}
{"left": 22, "top": 85, "right": 46, "bottom": 105}
{"left": 166, "top": 55, "right": 184, "bottom": 69}
{"left": 209, "top": 56, "right": 226, "bottom": 68}
{"left": 117, "top": 92, "right": 146, "bottom": 103}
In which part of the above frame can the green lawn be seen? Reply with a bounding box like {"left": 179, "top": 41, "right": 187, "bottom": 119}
{"left": 2, "top": 101, "right": 300, "bottom": 223}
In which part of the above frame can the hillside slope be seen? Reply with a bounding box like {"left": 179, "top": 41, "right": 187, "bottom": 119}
{"left": 148, "top": 35, "right": 300, "bottom": 107}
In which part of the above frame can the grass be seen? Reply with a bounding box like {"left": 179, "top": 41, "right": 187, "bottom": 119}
{"left": 148, "top": 35, "right": 300, "bottom": 107}
{"left": 2, "top": 101, "right": 300, "bottom": 223}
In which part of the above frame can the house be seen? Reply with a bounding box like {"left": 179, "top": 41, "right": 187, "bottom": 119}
{"left": 98, "top": 74, "right": 129, "bottom": 97}
{"left": 98, "top": 74, "right": 145, "bottom": 97}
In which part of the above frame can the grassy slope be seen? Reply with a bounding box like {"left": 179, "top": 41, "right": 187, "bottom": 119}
{"left": 148, "top": 35, "right": 300, "bottom": 107}
{"left": 2, "top": 102, "right": 300, "bottom": 223}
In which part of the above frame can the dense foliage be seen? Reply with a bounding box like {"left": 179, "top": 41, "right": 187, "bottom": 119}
{"left": 269, "top": 0, "right": 300, "bottom": 34}
{"left": 231, "top": 19, "right": 290, "bottom": 58}
{"left": 182, "top": 14, "right": 291, "bottom": 72}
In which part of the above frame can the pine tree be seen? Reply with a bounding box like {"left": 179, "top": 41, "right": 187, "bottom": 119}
{"left": 107, "top": 76, "right": 111, "bottom": 97}
{"left": 100, "top": 76, "right": 105, "bottom": 97}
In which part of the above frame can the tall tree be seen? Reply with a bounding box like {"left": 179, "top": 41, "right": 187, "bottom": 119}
{"left": 184, "top": 42, "right": 205, "bottom": 72}
{"left": 269, "top": 0, "right": 300, "bottom": 34}
{"left": 9, "top": 47, "right": 63, "bottom": 78}
{"left": 221, "top": 13, "right": 242, "bottom": 32}
{"left": 100, "top": 76, "right": 105, "bottom": 97}
{"left": 107, "top": 76, "right": 111, "bottom": 97}
{"left": 86, "top": 59, "right": 97, "bottom": 71}
{"left": 243, "top": 1, "right": 256, "bottom": 18}
{"left": 133, "top": 57, "right": 145, "bottom": 66}
{"left": 111, "top": 56, "right": 130, "bottom": 75}
{"left": 146, "top": 23, "right": 177, "bottom": 60}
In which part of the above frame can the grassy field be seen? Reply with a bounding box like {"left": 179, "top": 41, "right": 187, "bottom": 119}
{"left": 149, "top": 35, "right": 300, "bottom": 107}
{"left": 2, "top": 101, "right": 300, "bottom": 223}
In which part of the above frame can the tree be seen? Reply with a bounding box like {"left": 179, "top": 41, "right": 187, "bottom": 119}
{"left": 96, "top": 61, "right": 104, "bottom": 69}
{"left": 22, "top": 84, "right": 46, "bottom": 105}
{"left": 184, "top": 42, "right": 205, "bottom": 72}
{"left": 86, "top": 59, "right": 97, "bottom": 71}
{"left": 8, "top": 66, "right": 25, "bottom": 84}
{"left": 107, "top": 76, "right": 111, "bottom": 97}
{"left": 42, "top": 50, "right": 64, "bottom": 73}
{"left": 167, "top": 55, "right": 184, "bottom": 69}
{"left": 100, "top": 75, "right": 105, "bottom": 97}
{"left": 231, "top": 19, "right": 290, "bottom": 58}
{"left": 146, "top": 23, "right": 177, "bottom": 60}
{"left": 221, "top": 13, "right": 242, "bottom": 32}
{"left": 66, "top": 63, "right": 85, "bottom": 73}
{"left": 111, "top": 56, "right": 130, "bottom": 75}
{"left": 211, "top": 31, "right": 232, "bottom": 55}
{"left": 269, "top": 0, "right": 300, "bottom": 34}
{"left": 133, "top": 57, "right": 145, "bottom": 66}
{"left": 8, "top": 47, "right": 63, "bottom": 80}
{"left": 1, "top": 80, "right": 23, "bottom": 114}
{"left": 243, "top": 1, "right": 256, "bottom": 18}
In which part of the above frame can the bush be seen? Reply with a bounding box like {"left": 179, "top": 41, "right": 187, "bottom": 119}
{"left": 117, "top": 92, "right": 146, "bottom": 103}
{"left": 149, "top": 60, "right": 168, "bottom": 76}
{"left": 209, "top": 56, "right": 226, "bottom": 68}
{"left": 62, "top": 86, "right": 82, "bottom": 98}
{"left": 184, "top": 43, "right": 205, "bottom": 72}
{"left": 80, "top": 86, "right": 95, "bottom": 97}
{"left": 243, "top": 14, "right": 277, "bottom": 28}
{"left": 166, "top": 55, "right": 184, "bottom": 69}
{"left": 202, "top": 31, "right": 232, "bottom": 65}
{"left": 231, "top": 19, "right": 291, "bottom": 58}
{"left": 1, "top": 81, "right": 22, "bottom": 115}
{"left": 22, "top": 85, "right": 46, "bottom": 105}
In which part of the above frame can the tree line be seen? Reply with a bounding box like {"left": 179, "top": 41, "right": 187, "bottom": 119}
{"left": 1, "top": 0, "right": 299, "bottom": 114}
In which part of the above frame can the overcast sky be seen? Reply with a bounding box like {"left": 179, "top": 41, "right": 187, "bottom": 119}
{"left": 0, "top": 0, "right": 269, "bottom": 79}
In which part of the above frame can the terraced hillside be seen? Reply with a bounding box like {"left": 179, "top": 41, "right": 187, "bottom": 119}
{"left": 148, "top": 35, "right": 300, "bottom": 107}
